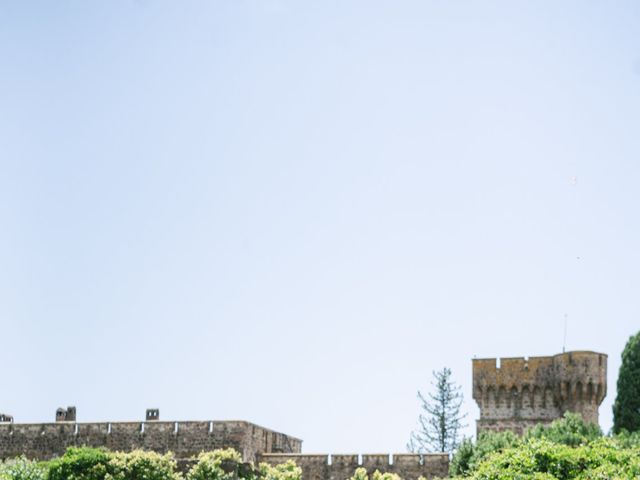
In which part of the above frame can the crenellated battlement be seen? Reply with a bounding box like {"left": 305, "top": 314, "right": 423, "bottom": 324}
{"left": 260, "top": 453, "right": 449, "bottom": 480}
{"left": 472, "top": 351, "right": 607, "bottom": 435}
{"left": 0, "top": 420, "right": 302, "bottom": 463}
{"left": 0, "top": 420, "right": 448, "bottom": 480}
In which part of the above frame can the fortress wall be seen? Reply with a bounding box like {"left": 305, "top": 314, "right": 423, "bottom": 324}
{"left": 329, "top": 455, "right": 358, "bottom": 480}
{"left": 0, "top": 423, "right": 77, "bottom": 459}
{"left": 260, "top": 454, "right": 449, "bottom": 480}
{"left": 0, "top": 421, "right": 301, "bottom": 462}
{"left": 108, "top": 422, "right": 144, "bottom": 452}
{"left": 76, "top": 422, "right": 109, "bottom": 448}
{"left": 175, "top": 422, "right": 219, "bottom": 458}
{"left": 242, "top": 422, "right": 303, "bottom": 462}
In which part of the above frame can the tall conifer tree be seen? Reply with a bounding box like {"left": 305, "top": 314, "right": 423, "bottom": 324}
{"left": 613, "top": 331, "right": 640, "bottom": 433}
{"left": 407, "top": 368, "right": 466, "bottom": 453}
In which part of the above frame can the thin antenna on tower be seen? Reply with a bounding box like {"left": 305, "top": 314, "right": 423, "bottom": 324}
{"left": 563, "top": 314, "right": 568, "bottom": 353}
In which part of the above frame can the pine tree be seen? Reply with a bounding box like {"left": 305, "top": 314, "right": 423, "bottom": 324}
{"left": 407, "top": 367, "right": 467, "bottom": 454}
{"left": 613, "top": 331, "right": 640, "bottom": 433}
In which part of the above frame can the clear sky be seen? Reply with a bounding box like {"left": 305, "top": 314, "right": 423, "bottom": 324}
{"left": 1, "top": 0, "right": 639, "bottom": 454}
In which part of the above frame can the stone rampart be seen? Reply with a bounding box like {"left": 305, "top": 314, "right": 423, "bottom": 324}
{"left": 0, "top": 421, "right": 302, "bottom": 462}
{"left": 260, "top": 453, "right": 449, "bottom": 480}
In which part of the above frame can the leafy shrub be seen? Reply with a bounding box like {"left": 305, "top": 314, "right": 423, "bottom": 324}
{"left": 449, "top": 437, "right": 475, "bottom": 477}
{"left": 0, "top": 457, "right": 46, "bottom": 480}
{"left": 371, "top": 472, "right": 401, "bottom": 480}
{"left": 611, "top": 429, "right": 640, "bottom": 448}
{"left": 450, "top": 431, "right": 520, "bottom": 476}
{"left": 47, "top": 447, "right": 111, "bottom": 480}
{"left": 349, "top": 468, "right": 368, "bottom": 480}
{"left": 257, "top": 461, "right": 301, "bottom": 480}
{"left": 186, "top": 449, "right": 242, "bottom": 480}
{"left": 525, "top": 412, "right": 602, "bottom": 447}
{"left": 451, "top": 413, "right": 604, "bottom": 477}
{"left": 470, "top": 438, "right": 640, "bottom": 480}
{"left": 348, "top": 468, "right": 400, "bottom": 480}
{"left": 106, "top": 450, "right": 180, "bottom": 480}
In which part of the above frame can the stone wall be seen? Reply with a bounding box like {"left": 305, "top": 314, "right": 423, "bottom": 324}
{"left": 0, "top": 421, "right": 302, "bottom": 462}
{"left": 473, "top": 350, "right": 607, "bottom": 435}
{"left": 260, "top": 454, "right": 449, "bottom": 480}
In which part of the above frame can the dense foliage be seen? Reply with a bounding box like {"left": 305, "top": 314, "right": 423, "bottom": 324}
{"left": 186, "top": 449, "right": 243, "bottom": 480}
{"left": 450, "top": 412, "right": 604, "bottom": 476}
{"left": 5, "top": 448, "right": 299, "bottom": 480}
{"left": 257, "top": 461, "right": 302, "bottom": 480}
{"left": 107, "top": 450, "right": 180, "bottom": 480}
{"left": 613, "top": 330, "right": 640, "bottom": 434}
{"left": 450, "top": 431, "right": 519, "bottom": 477}
{"left": 0, "top": 458, "right": 46, "bottom": 480}
{"left": 47, "top": 447, "right": 111, "bottom": 480}
{"left": 450, "top": 413, "right": 640, "bottom": 479}
{"left": 470, "top": 438, "right": 640, "bottom": 480}
{"left": 524, "top": 412, "right": 602, "bottom": 446}
{"left": 349, "top": 467, "right": 401, "bottom": 480}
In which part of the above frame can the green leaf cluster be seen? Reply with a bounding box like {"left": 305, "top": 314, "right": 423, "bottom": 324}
{"left": 107, "top": 450, "right": 180, "bottom": 480}
{"left": 348, "top": 467, "right": 401, "bottom": 480}
{"left": 525, "top": 413, "right": 602, "bottom": 447}
{"left": 450, "top": 431, "right": 519, "bottom": 476}
{"left": 186, "top": 449, "right": 243, "bottom": 480}
{"left": 0, "top": 458, "right": 47, "bottom": 480}
{"left": 47, "top": 447, "right": 111, "bottom": 480}
{"left": 470, "top": 438, "right": 640, "bottom": 480}
{"left": 25, "top": 447, "right": 301, "bottom": 480}
{"left": 450, "top": 412, "right": 603, "bottom": 476}
{"left": 257, "top": 461, "right": 302, "bottom": 480}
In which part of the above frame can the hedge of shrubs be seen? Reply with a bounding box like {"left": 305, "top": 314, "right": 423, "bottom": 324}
{"left": 450, "top": 412, "right": 640, "bottom": 479}
{"left": 0, "top": 448, "right": 301, "bottom": 480}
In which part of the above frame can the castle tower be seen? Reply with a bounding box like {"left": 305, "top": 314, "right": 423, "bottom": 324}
{"left": 472, "top": 351, "right": 607, "bottom": 435}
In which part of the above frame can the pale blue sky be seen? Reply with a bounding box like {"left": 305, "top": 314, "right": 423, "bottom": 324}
{"left": 1, "top": 0, "right": 639, "bottom": 453}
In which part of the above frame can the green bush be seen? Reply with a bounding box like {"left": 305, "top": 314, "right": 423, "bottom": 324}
{"left": 470, "top": 438, "right": 640, "bottom": 480}
{"left": 107, "top": 450, "right": 180, "bottom": 480}
{"left": 47, "top": 447, "right": 111, "bottom": 480}
{"left": 347, "top": 468, "right": 400, "bottom": 480}
{"left": 449, "top": 437, "right": 475, "bottom": 477}
{"left": 0, "top": 457, "right": 47, "bottom": 480}
{"left": 450, "top": 431, "right": 520, "bottom": 476}
{"left": 257, "top": 460, "right": 302, "bottom": 480}
{"left": 525, "top": 412, "right": 602, "bottom": 447}
{"left": 451, "top": 413, "right": 605, "bottom": 477}
{"left": 186, "top": 449, "right": 242, "bottom": 480}
{"left": 611, "top": 429, "right": 640, "bottom": 448}
{"left": 47, "top": 448, "right": 180, "bottom": 480}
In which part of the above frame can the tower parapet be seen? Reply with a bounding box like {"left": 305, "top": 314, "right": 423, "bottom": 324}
{"left": 472, "top": 351, "right": 607, "bottom": 435}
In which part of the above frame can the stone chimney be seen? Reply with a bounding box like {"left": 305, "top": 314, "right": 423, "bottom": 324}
{"left": 55, "top": 406, "right": 77, "bottom": 422}
{"left": 146, "top": 409, "right": 159, "bottom": 421}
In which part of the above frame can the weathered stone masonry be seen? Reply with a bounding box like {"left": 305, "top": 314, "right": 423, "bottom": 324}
{"left": 260, "top": 454, "right": 449, "bottom": 480}
{"left": 473, "top": 350, "right": 607, "bottom": 435}
{"left": 0, "top": 418, "right": 447, "bottom": 479}
{"left": 0, "top": 420, "right": 301, "bottom": 463}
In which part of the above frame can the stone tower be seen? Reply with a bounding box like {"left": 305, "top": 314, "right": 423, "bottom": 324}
{"left": 472, "top": 351, "right": 607, "bottom": 435}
